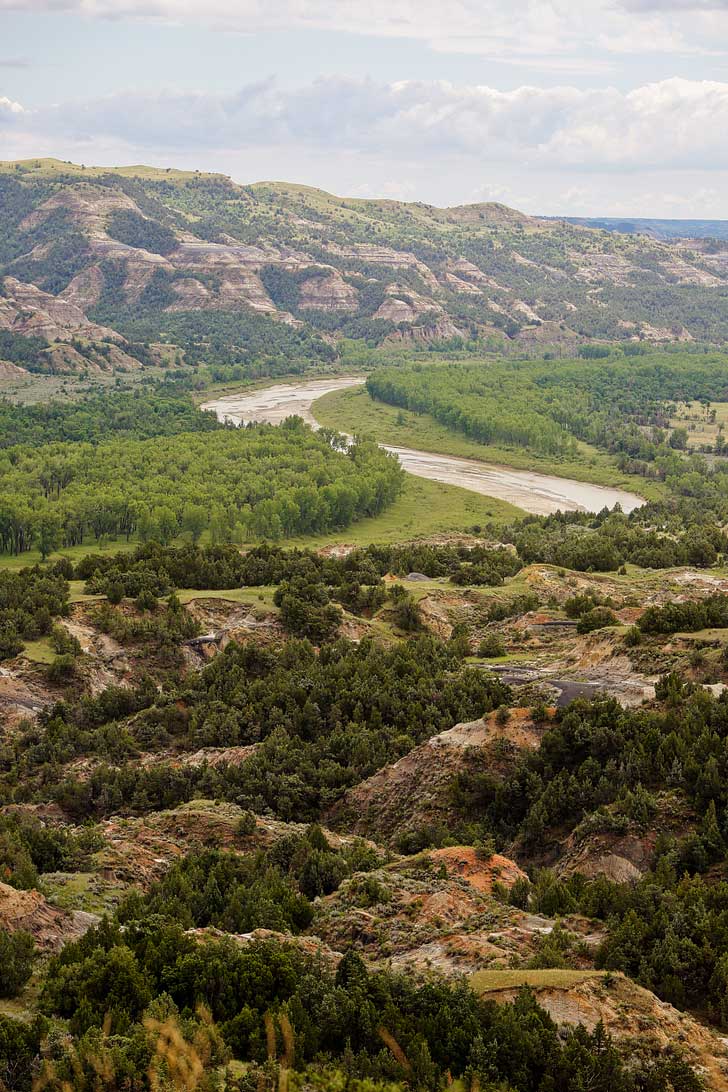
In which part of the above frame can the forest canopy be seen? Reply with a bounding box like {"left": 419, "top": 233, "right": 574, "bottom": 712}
{"left": 0, "top": 421, "right": 404, "bottom": 555}
{"left": 0, "top": 386, "right": 221, "bottom": 449}
{"left": 367, "top": 352, "right": 728, "bottom": 465}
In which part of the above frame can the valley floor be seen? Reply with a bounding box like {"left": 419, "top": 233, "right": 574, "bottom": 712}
{"left": 312, "top": 384, "right": 662, "bottom": 501}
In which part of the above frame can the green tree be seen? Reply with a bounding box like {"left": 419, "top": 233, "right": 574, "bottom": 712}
{"left": 0, "top": 929, "right": 35, "bottom": 998}
{"left": 669, "top": 427, "right": 689, "bottom": 450}
{"left": 34, "top": 512, "right": 62, "bottom": 562}
{"left": 153, "top": 506, "right": 178, "bottom": 547}
{"left": 182, "top": 503, "right": 208, "bottom": 544}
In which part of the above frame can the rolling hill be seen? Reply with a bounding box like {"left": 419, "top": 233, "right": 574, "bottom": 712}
{"left": 2, "top": 158, "right": 728, "bottom": 376}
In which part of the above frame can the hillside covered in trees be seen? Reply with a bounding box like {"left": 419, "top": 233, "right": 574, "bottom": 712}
{"left": 7, "top": 160, "right": 728, "bottom": 1089}
{"left": 2, "top": 158, "right": 728, "bottom": 382}
{"left": 6, "top": 528, "right": 728, "bottom": 1086}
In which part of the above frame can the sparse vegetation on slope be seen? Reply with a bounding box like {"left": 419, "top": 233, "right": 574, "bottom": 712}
{"left": 3, "top": 159, "right": 728, "bottom": 383}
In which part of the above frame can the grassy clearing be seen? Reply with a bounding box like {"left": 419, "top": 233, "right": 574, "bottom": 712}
{"left": 284, "top": 475, "right": 524, "bottom": 550}
{"left": 675, "top": 627, "right": 728, "bottom": 643}
{"left": 20, "top": 638, "right": 56, "bottom": 664}
{"left": 0, "top": 538, "right": 136, "bottom": 572}
{"left": 314, "top": 387, "right": 662, "bottom": 500}
{"left": 471, "top": 969, "right": 606, "bottom": 992}
{"left": 68, "top": 580, "right": 104, "bottom": 604}
{"left": 388, "top": 577, "right": 452, "bottom": 599}
{"left": 175, "top": 586, "right": 278, "bottom": 610}
{"left": 0, "top": 976, "right": 42, "bottom": 1021}
{"left": 670, "top": 399, "right": 728, "bottom": 449}
{"left": 0, "top": 158, "right": 221, "bottom": 182}
{"left": 0, "top": 366, "right": 176, "bottom": 407}
{"left": 467, "top": 652, "right": 535, "bottom": 665}
{"left": 41, "top": 871, "right": 131, "bottom": 916}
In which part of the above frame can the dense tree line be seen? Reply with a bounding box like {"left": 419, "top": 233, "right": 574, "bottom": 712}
{"left": 0, "top": 1012, "right": 45, "bottom": 1091}
{"left": 0, "top": 423, "right": 404, "bottom": 555}
{"left": 639, "top": 592, "right": 728, "bottom": 634}
{"left": 0, "top": 563, "right": 69, "bottom": 659}
{"left": 367, "top": 353, "right": 728, "bottom": 471}
{"left": 75, "top": 521, "right": 720, "bottom": 634}
{"left": 589, "top": 869, "right": 728, "bottom": 1022}
{"left": 459, "top": 685, "right": 728, "bottom": 842}
{"left": 0, "top": 928, "right": 35, "bottom": 999}
{"left": 502, "top": 508, "right": 727, "bottom": 572}
{"left": 71, "top": 517, "right": 726, "bottom": 632}
{"left": 119, "top": 830, "right": 382, "bottom": 934}
{"left": 121, "top": 847, "right": 314, "bottom": 935}
{"left": 33, "top": 921, "right": 696, "bottom": 1091}
{"left": 368, "top": 363, "right": 573, "bottom": 456}
{"left": 2, "top": 636, "right": 508, "bottom": 821}
{"left": 0, "top": 810, "right": 102, "bottom": 889}
{"left": 0, "top": 385, "right": 222, "bottom": 449}
{"left": 0, "top": 329, "right": 51, "bottom": 372}
{"left": 105, "top": 209, "right": 178, "bottom": 256}
{"left": 78, "top": 541, "right": 526, "bottom": 599}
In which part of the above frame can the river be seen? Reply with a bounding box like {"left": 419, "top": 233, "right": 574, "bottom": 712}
{"left": 201, "top": 377, "right": 644, "bottom": 517}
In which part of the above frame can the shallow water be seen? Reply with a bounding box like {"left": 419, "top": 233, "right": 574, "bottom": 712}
{"left": 201, "top": 378, "right": 644, "bottom": 516}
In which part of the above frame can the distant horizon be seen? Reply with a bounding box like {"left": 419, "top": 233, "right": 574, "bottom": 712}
{"left": 3, "top": 2, "right": 728, "bottom": 219}
{"left": 5, "top": 156, "right": 728, "bottom": 227}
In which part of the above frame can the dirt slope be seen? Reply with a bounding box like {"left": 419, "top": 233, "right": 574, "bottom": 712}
{"left": 476, "top": 971, "right": 728, "bottom": 1089}
{"left": 330, "top": 710, "right": 543, "bottom": 844}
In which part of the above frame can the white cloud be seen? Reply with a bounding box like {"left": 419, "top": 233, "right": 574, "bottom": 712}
{"left": 4, "top": 76, "right": 728, "bottom": 171}
{"left": 2, "top": 0, "right": 728, "bottom": 63}
{"left": 0, "top": 94, "right": 25, "bottom": 115}
{"left": 3, "top": 75, "right": 728, "bottom": 214}
{"left": 621, "top": 1, "right": 728, "bottom": 9}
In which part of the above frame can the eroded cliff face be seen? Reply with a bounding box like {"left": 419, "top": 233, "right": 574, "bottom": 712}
{"left": 298, "top": 272, "right": 359, "bottom": 312}
{"left": 0, "top": 275, "right": 143, "bottom": 373}
{"left": 3, "top": 162, "right": 728, "bottom": 373}
{"left": 19, "top": 182, "right": 139, "bottom": 237}
{"left": 329, "top": 709, "right": 544, "bottom": 846}
{"left": 0, "top": 879, "right": 98, "bottom": 951}
{"left": 0, "top": 276, "right": 121, "bottom": 344}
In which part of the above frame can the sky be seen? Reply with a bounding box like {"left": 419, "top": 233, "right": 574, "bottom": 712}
{"left": 2, "top": 1, "right": 728, "bottom": 217}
